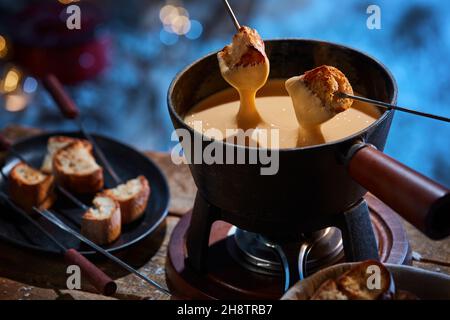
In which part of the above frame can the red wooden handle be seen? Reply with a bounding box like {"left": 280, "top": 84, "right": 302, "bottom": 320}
{"left": 64, "top": 249, "right": 117, "bottom": 296}
{"left": 42, "top": 74, "right": 80, "bottom": 119}
{"left": 349, "top": 145, "right": 450, "bottom": 240}
{"left": 0, "top": 135, "right": 11, "bottom": 152}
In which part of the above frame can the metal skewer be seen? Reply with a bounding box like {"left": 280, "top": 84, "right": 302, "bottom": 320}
{"left": 0, "top": 136, "right": 168, "bottom": 295}
{"left": 0, "top": 189, "right": 64, "bottom": 252}
{"left": 42, "top": 74, "right": 122, "bottom": 186}
{"left": 36, "top": 208, "right": 171, "bottom": 296}
{"left": 222, "top": 0, "right": 241, "bottom": 31}
{"left": 337, "top": 92, "right": 450, "bottom": 123}
{"left": 0, "top": 188, "right": 117, "bottom": 296}
{"left": 412, "top": 251, "right": 450, "bottom": 268}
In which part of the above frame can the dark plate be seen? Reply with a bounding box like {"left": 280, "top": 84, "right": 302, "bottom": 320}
{"left": 0, "top": 131, "right": 170, "bottom": 255}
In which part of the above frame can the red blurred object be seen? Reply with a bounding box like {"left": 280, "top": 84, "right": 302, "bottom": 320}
{"left": 9, "top": 2, "right": 110, "bottom": 84}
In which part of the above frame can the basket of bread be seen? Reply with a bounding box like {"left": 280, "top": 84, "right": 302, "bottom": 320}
{"left": 282, "top": 260, "right": 450, "bottom": 300}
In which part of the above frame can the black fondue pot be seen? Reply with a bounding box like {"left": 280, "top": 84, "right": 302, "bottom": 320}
{"left": 168, "top": 40, "right": 450, "bottom": 242}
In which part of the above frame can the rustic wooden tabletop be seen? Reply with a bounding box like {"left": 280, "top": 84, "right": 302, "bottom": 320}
{"left": 0, "top": 125, "right": 448, "bottom": 300}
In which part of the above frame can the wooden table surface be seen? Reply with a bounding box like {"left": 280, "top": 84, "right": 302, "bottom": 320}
{"left": 0, "top": 125, "right": 449, "bottom": 300}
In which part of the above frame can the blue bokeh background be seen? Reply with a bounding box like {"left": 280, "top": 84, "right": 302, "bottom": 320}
{"left": 0, "top": 0, "right": 449, "bottom": 185}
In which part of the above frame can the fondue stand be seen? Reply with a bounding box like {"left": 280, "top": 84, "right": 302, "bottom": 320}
{"left": 166, "top": 193, "right": 410, "bottom": 300}
{"left": 165, "top": 2, "right": 449, "bottom": 299}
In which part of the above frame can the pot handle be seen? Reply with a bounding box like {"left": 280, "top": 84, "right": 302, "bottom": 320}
{"left": 348, "top": 143, "right": 450, "bottom": 240}
{"left": 42, "top": 74, "right": 80, "bottom": 119}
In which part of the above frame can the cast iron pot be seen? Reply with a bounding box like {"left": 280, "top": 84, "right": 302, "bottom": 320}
{"left": 168, "top": 39, "right": 450, "bottom": 240}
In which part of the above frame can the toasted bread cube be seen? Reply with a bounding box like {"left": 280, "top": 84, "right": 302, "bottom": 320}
{"left": 337, "top": 260, "right": 395, "bottom": 300}
{"left": 310, "top": 279, "right": 349, "bottom": 300}
{"left": 81, "top": 196, "right": 121, "bottom": 245}
{"left": 41, "top": 136, "right": 92, "bottom": 174}
{"left": 53, "top": 141, "right": 103, "bottom": 194}
{"left": 9, "top": 162, "right": 55, "bottom": 213}
{"left": 302, "top": 65, "right": 353, "bottom": 114}
{"left": 101, "top": 175, "right": 150, "bottom": 224}
{"left": 218, "top": 26, "right": 267, "bottom": 69}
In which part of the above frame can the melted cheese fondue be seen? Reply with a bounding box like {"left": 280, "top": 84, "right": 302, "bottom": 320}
{"left": 218, "top": 59, "right": 270, "bottom": 129}
{"left": 184, "top": 80, "right": 381, "bottom": 149}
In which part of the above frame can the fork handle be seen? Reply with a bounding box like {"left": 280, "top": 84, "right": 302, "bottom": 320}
{"left": 42, "top": 74, "right": 80, "bottom": 119}
{"left": 64, "top": 249, "right": 117, "bottom": 296}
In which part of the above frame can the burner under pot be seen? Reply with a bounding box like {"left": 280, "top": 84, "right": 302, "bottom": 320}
{"left": 165, "top": 193, "right": 411, "bottom": 299}
{"left": 228, "top": 226, "right": 344, "bottom": 277}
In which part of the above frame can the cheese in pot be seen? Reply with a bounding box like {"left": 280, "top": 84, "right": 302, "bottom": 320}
{"left": 184, "top": 80, "right": 381, "bottom": 149}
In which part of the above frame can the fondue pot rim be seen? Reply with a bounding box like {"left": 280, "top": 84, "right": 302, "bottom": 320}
{"left": 168, "top": 38, "right": 398, "bottom": 152}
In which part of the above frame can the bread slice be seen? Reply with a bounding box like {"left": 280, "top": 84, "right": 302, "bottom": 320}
{"left": 302, "top": 65, "right": 354, "bottom": 114}
{"left": 310, "top": 260, "right": 395, "bottom": 300}
{"left": 218, "top": 26, "right": 267, "bottom": 69}
{"left": 41, "top": 136, "right": 91, "bottom": 174}
{"left": 337, "top": 260, "right": 395, "bottom": 300}
{"left": 310, "top": 279, "right": 349, "bottom": 300}
{"left": 101, "top": 176, "right": 150, "bottom": 224}
{"left": 53, "top": 141, "right": 103, "bottom": 194}
{"left": 81, "top": 196, "right": 121, "bottom": 245}
{"left": 8, "top": 162, "right": 56, "bottom": 213}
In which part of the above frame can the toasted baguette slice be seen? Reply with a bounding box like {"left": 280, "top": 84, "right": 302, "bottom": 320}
{"left": 101, "top": 176, "right": 150, "bottom": 224}
{"left": 218, "top": 26, "right": 267, "bottom": 69}
{"left": 337, "top": 260, "right": 395, "bottom": 300}
{"left": 41, "top": 136, "right": 92, "bottom": 174}
{"left": 81, "top": 196, "right": 121, "bottom": 245}
{"left": 9, "top": 162, "right": 56, "bottom": 213}
{"left": 53, "top": 141, "right": 103, "bottom": 194}
{"left": 310, "top": 260, "right": 395, "bottom": 300}
{"left": 310, "top": 279, "right": 349, "bottom": 300}
{"left": 302, "top": 65, "right": 353, "bottom": 114}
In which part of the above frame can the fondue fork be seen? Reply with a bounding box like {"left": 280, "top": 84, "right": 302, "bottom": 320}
{"left": 222, "top": 0, "right": 241, "bottom": 31}
{"left": 42, "top": 74, "right": 122, "bottom": 186}
{"left": 337, "top": 92, "right": 450, "bottom": 123}
{"left": 35, "top": 208, "right": 171, "bottom": 296}
{"left": 0, "top": 189, "right": 116, "bottom": 296}
{"left": 220, "top": 0, "right": 449, "bottom": 124}
{"left": 0, "top": 136, "right": 169, "bottom": 296}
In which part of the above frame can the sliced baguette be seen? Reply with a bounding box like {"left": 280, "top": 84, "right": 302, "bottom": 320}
{"left": 337, "top": 260, "right": 394, "bottom": 300}
{"left": 302, "top": 65, "right": 353, "bottom": 114}
{"left": 41, "top": 136, "right": 91, "bottom": 174}
{"left": 310, "top": 260, "right": 395, "bottom": 300}
{"left": 81, "top": 196, "right": 121, "bottom": 245}
{"left": 9, "top": 162, "right": 56, "bottom": 213}
{"left": 310, "top": 279, "right": 349, "bottom": 300}
{"left": 101, "top": 175, "right": 150, "bottom": 224}
{"left": 53, "top": 141, "right": 104, "bottom": 194}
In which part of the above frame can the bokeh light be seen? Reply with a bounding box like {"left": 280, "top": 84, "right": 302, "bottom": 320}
{"left": 159, "top": 3, "right": 202, "bottom": 38}
{"left": 171, "top": 16, "right": 191, "bottom": 35}
{"left": 23, "top": 77, "right": 38, "bottom": 94}
{"left": 3, "top": 68, "right": 21, "bottom": 93}
{"left": 79, "top": 52, "right": 95, "bottom": 69}
{"left": 159, "top": 29, "right": 179, "bottom": 46}
{"left": 0, "top": 35, "right": 8, "bottom": 58}
{"left": 5, "top": 94, "right": 28, "bottom": 112}
{"left": 186, "top": 20, "right": 203, "bottom": 40}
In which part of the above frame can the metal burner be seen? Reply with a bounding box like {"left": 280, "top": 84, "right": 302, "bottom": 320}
{"left": 227, "top": 227, "right": 344, "bottom": 276}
